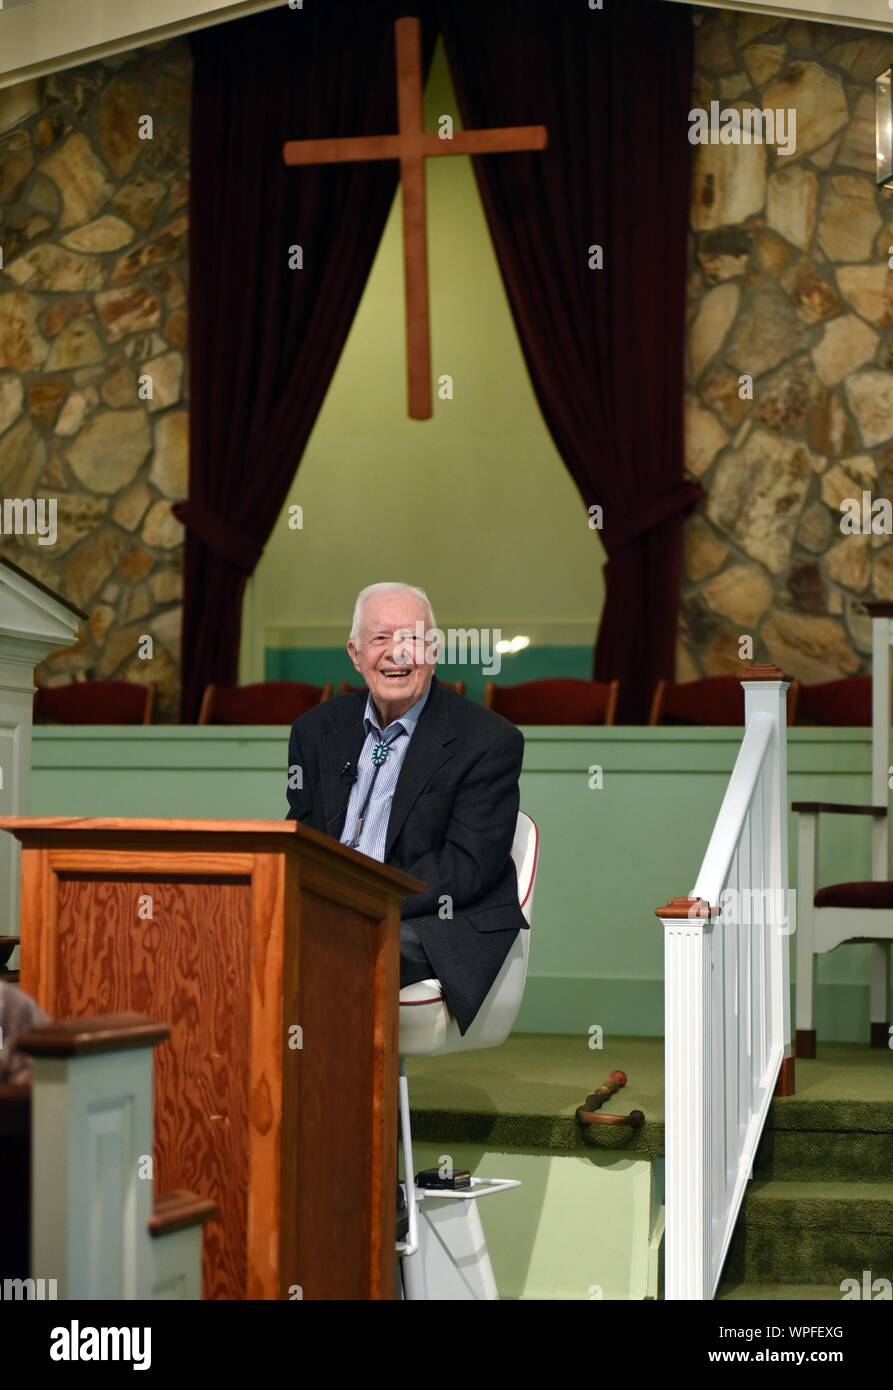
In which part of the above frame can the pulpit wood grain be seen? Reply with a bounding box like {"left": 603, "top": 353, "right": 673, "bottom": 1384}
{"left": 2, "top": 817, "right": 421, "bottom": 1300}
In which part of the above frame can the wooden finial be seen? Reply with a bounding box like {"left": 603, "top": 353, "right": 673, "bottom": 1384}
{"left": 655, "top": 896, "right": 712, "bottom": 920}
{"left": 742, "top": 664, "right": 790, "bottom": 682}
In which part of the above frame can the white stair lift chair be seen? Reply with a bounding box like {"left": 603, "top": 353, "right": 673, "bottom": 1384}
{"left": 396, "top": 810, "right": 539, "bottom": 1299}
{"left": 793, "top": 604, "right": 893, "bottom": 1056}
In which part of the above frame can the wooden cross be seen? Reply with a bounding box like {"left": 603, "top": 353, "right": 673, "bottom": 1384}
{"left": 283, "top": 17, "right": 547, "bottom": 420}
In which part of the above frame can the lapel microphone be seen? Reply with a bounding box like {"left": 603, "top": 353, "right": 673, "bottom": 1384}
{"left": 322, "top": 762, "right": 359, "bottom": 833}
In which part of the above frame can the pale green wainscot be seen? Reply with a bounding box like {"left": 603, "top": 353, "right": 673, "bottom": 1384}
{"left": 29, "top": 724, "right": 886, "bottom": 1039}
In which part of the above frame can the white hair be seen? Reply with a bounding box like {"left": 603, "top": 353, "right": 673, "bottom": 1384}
{"left": 349, "top": 582, "right": 436, "bottom": 646}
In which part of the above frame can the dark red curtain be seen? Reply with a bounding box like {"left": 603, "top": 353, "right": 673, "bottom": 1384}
{"left": 176, "top": 2, "right": 436, "bottom": 721}
{"left": 439, "top": 0, "right": 699, "bottom": 721}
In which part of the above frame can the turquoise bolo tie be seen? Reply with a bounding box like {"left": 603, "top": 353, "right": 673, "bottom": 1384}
{"left": 348, "top": 726, "right": 404, "bottom": 848}
{"left": 371, "top": 737, "right": 394, "bottom": 767}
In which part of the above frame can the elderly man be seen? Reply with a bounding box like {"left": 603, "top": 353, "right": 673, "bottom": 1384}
{"left": 285, "top": 581, "right": 527, "bottom": 1036}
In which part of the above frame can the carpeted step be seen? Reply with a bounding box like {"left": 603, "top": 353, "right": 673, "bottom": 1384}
{"left": 739, "top": 1181, "right": 893, "bottom": 1233}
{"left": 723, "top": 1181, "right": 893, "bottom": 1286}
{"left": 407, "top": 1036, "right": 893, "bottom": 1160}
{"left": 754, "top": 1128, "right": 893, "bottom": 1182}
{"left": 716, "top": 1281, "right": 847, "bottom": 1301}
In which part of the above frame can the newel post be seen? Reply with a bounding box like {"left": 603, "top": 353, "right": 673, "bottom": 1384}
{"left": 654, "top": 894, "right": 712, "bottom": 1301}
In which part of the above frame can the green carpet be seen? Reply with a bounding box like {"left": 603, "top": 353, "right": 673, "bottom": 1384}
{"left": 407, "top": 1033, "right": 665, "bottom": 1156}
{"left": 717, "top": 1282, "right": 847, "bottom": 1301}
{"left": 721, "top": 1182, "right": 893, "bottom": 1286}
{"left": 737, "top": 1181, "right": 893, "bottom": 1232}
{"left": 408, "top": 1033, "right": 893, "bottom": 1298}
{"left": 407, "top": 1034, "right": 893, "bottom": 1157}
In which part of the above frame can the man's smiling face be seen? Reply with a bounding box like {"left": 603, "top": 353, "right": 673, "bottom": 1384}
{"left": 348, "top": 592, "right": 434, "bottom": 722}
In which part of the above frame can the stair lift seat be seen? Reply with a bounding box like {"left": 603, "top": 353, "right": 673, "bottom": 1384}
{"left": 398, "top": 811, "right": 538, "bottom": 1057}
{"left": 396, "top": 811, "right": 539, "bottom": 1299}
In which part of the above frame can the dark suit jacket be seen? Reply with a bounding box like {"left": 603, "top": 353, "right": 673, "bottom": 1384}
{"left": 285, "top": 676, "right": 527, "bottom": 1033}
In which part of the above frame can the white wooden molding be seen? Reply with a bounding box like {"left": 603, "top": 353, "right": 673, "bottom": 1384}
{"left": 666, "top": 0, "right": 893, "bottom": 32}
{"left": 0, "top": 0, "right": 282, "bottom": 89}
{"left": 1, "top": 0, "right": 890, "bottom": 95}
{"left": 0, "top": 559, "right": 82, "bottom": 938}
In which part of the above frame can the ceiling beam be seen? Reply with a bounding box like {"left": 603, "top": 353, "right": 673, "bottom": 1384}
{"left": 664, "top": 0, "right": 893, "bottom": 33}
{"left": 1, "top": 0, "right": 891, "bottom": 98}
{"left": 0, "top": 0, "right": 283, "bottom": 90}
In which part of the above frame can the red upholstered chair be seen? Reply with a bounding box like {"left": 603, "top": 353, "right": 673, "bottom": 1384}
{"left": 35, "top": 680, "right": 155, "bottom": 725}
{"left": 650, "top": 676, "right": 800, "bottom": 726}
{"left": 338, "top": 679, "right": 466, "bottom": 696}
{"left": 793, "top": 677, "right": 871, "bottom": 726}
{"left": 483, "top": 678, "right": 618, "bottom": 725}
{"left": 197, "top": 681, "right": 332, "bottom": 725}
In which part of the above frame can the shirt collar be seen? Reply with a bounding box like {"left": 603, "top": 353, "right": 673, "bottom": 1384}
{"left": 364, "top": 679, "right": 432, "bottom": 740}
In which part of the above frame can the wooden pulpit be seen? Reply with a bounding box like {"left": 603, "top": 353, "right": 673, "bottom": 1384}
{"left": 0, "top": 815, "right": 424, "bottom": 1301}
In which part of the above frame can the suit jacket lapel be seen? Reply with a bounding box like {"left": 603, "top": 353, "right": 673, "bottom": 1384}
{"left": 319, "top": 693, "right": 367, "bottom": 834}
{"left": 385, "top": 678, "right": 455, "bottom": 860}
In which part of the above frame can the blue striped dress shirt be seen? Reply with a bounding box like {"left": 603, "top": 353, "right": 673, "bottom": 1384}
{"left": 340, "top": 683, "right": 431, "bottom": 861}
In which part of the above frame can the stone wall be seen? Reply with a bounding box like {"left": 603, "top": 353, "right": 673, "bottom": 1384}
{"left": 682, "top": 10, "right": 893, "bottom": 683}
{"left": 0, "top": 39, "right": 189, "bottom": 719}
{"left": 4, "top": 12, "right": 893, "bottom": 716}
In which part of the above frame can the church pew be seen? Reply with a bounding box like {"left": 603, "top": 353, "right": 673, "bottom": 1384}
{"left": 2, "top": 1014, "right": 216, "bottom": 1300}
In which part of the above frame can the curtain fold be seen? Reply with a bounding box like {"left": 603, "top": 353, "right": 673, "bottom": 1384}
{"left": 181, "top": 0, "right": 695, "bottom": 723}
{"left": 438, "top": 0, "right": 698, "bottom": 721}
{"left": 177, "top": 2, "right": 437, "bottom": 720}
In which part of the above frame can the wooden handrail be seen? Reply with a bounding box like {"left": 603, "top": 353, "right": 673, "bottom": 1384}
{"left": 149, "top": 1191, "right": 218, "bottom": 1239}
{"left": 691, "top": 712, "right": 773, "bottom": 908}
{"left": 17, "top": 1014, "right": 169, "bottom": 1058}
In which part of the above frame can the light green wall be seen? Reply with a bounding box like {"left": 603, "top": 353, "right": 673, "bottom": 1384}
{"left": 240, "top": 42, "right": 603, "bottom": 684}
{"left": 28, "top": 725, "right": 890, "bottom": 1042}
{"left": 406, "top": 1142, "right": 661, "bottom": 1301}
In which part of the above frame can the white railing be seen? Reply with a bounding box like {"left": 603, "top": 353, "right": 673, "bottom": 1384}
{"left": 656, "top": 669, "right": 792, "bottom": 1300}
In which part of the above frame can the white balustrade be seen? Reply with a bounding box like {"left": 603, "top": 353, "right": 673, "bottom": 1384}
{"left": 656, "top": 670, "right": 792, "bottom": 1301}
